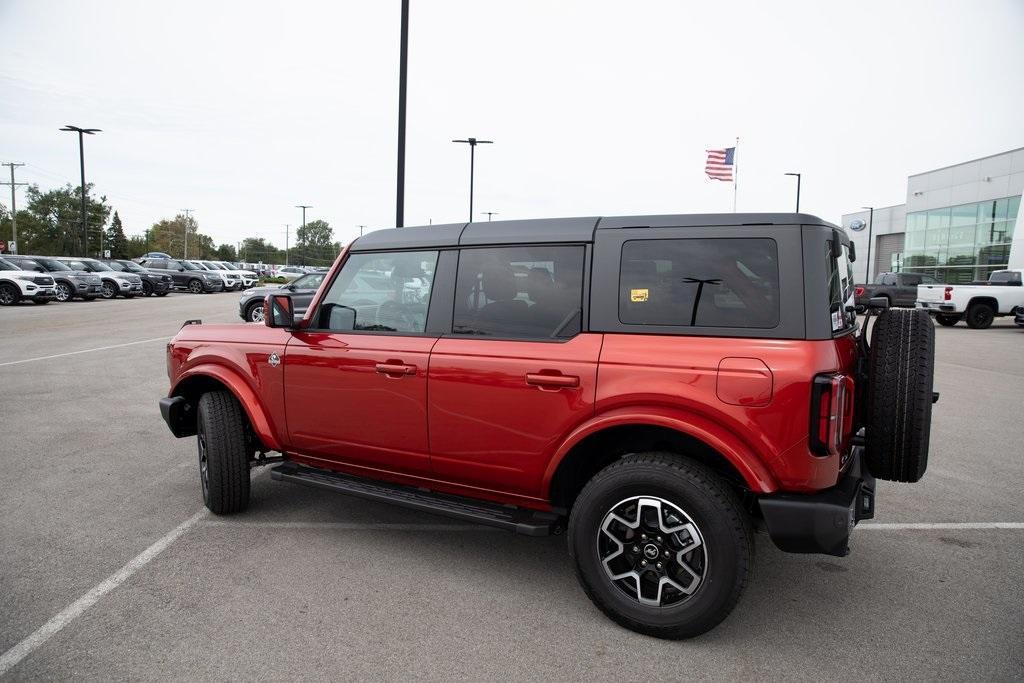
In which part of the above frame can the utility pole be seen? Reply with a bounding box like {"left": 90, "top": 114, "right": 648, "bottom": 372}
{"left": 483, "top": 211, "right": 498, "bottom": 222}
{"left": 452, "top": 137, "right": 493, "bottom": 222}
{"left": 396, "top": 0, "right": 409, "bottom": 227}
{"left": 295, "top": 205, "right": 311, "bottom": 265}
{"left": 60, "top": 126, "right": 101, "bottom": 256}
{"left": 1, "top": 162, "right": 27, "bottom": 253}
{"left": 285, "top": 224, "right": 290, "bottom": 265}
{"left": 181, "top": 209, "right": 193, "bottom": 259}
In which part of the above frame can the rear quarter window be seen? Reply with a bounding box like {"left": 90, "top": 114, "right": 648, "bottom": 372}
{"left": 618, "top": 238, "right": 779, "bottom": 328}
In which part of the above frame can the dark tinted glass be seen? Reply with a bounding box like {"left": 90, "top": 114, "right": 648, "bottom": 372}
{"left": 453, "top": 245, "right": 585, "bottom": 339}
{"left": 619, "top": 238, "right": 779, "bottom": 328}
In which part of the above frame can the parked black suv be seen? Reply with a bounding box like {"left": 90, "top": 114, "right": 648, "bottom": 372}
{"left": 237, "top": 271, "right": 327, "bottom": 322}
{"left": 137, "top": 258, "right": 223, "bottom": 293}
{"left": 103, "top": 259, "right": 173, "bottom": 297}
{"left": 3, "top": 255, "right": 103, "bottom": 302}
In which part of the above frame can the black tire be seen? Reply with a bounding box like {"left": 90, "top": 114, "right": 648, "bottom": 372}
{"left": 965, "top": 302, "right": 995, "bottom": 329}
{"left": 142, "top": 281, "right": 153, "bottom": 296}
{"left": 0, "top": 283, "right": 20, "bottom": 306}
{"left": 864, "top": 308, "right": 935, "bottom": 482}
{"left": 100, "top": 280, "right": 118, "bottom": 299}
{"left": 54, "top": 281, "right": 73, "bottom": 302}
{"left": 196, "top": 391, "right": 252, "bottom": 514}
{"left": 155, "top": 291, "right": 168, "bottom": 297}
{"left": 935, "top": 313, "right": 961, "bottom": 327}
{"left": 569, "top": 453, "right": 753, "bottom": 639}
{"left": 188, "top": 278, "right": 204, "bottom": 294}
{"left": 245, "top": 300, "right": 265, "bottom": 323}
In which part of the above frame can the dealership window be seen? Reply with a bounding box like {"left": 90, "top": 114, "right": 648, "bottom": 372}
{"left": 452, "top": 245, "right": 585, "bottom": 339}
{"left": 618, "top": 238, "right": 779, "bottom": 329}
{"left": 316, "top": 251, "right": 438, "bottom": 333}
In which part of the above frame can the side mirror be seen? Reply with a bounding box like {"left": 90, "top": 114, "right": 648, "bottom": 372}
{"left": 265, "top": 294, "right": 295, "bottom": 328}
{"left": 847, "top": 239, "right": 857, "bottom": 262}
{"left": 177, "top": 267, "right": 184, "bottom": 272}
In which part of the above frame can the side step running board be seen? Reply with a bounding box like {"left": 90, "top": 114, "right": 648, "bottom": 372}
{"left": 271, "top": 463, "right": 561, "bottom": 536}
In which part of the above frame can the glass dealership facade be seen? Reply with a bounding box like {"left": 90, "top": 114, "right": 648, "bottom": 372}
{"left": 901, "top": 196, "right": 1019, "bottom": 283}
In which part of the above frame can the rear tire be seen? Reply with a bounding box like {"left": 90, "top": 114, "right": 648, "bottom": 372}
{"left": 569, "top": 453, "right": 753, "bottom": 639}
{"left": 196, "top": 391, "right": 252, "bottom": 514}
{"left": 245, "top": 301, "right": 265, "bottom": 323}
{"left": 865, "top": 308, "right": 935, "bottom": 482}
{"left": 935, "top": 314, "right": 961, "bottom": 327}
{"left": 142, "top": 281, "right": 153, "bottom": 296}
{"left": 965, "top": 303, "right": 995, "bottom": 329}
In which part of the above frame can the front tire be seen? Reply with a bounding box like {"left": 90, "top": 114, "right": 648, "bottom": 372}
{"left": 0, "top": 283, "right": 20, "bottom": 306}
{"left": 569, "top": 453, "right": 753, "bottom": 639}
{"left": 196, "top": 391, "right": 252, "bottom": 514}
{"left": 54, "top": 282, "right": 73, "bottom": 302}
{"left": 100, "top": 280, "right": 117, "bottom": 299}
{"left": 245, "top": 301, "right": 265, "bottom": 323}
{"left": 142, "top": 281, "right": 153, "bottom": 296}
{"left": 188, "top": 278, "right": 204, "bottom": 294}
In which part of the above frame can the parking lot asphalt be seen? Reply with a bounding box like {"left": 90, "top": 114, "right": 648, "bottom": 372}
{"left": 1, "top": 294, "right": 1022, "bottom": 680}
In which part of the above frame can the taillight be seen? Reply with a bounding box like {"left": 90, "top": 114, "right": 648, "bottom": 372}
{"left": 943, "top": 286, "right": 953, "bottom": 301}
{"left": 854, "top": 286, "right": 865, "bottom": 298}
{"left": 809, "top": 373, "right": 854, "bottom": 457}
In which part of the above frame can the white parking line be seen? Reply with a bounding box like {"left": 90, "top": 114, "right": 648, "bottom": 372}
{"left": 859, "top": 522, "right": 1024, "bottom": 530}
{"left": 0, "top": 509, "right": 207, "bottom": 677}
{"left": 0, "top": 337, "right": 168, "bottom": 367}
{"left": 201, "top": 520, "right": 503, "bottom": 531}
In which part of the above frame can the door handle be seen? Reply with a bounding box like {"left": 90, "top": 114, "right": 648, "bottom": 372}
{"left": 526, "top": 373, "right": 579, "bottom": 389}
{"left": 376, "top": 362, "right": 417, "bottom": 376}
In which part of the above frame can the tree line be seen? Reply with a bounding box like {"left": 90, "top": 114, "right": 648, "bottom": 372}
{"left": 0, "top": 183, "right": 341, "bottom": 265}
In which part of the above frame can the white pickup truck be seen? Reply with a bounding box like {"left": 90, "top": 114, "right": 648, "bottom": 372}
{"left": 917, "top": 268, "right": 1024, "bottom": 328}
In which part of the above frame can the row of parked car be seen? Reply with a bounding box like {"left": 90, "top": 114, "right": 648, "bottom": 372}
{"left": 854, "top": 268, "right": 1024, "bottom": 329}
{"left": 0, "top": 253, "right": 266, "bottom": 306}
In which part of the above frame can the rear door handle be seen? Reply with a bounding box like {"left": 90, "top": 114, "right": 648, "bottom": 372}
{"left": 376, "top": 362, "right": 417, "bottom": 376}
{"left": 526, "top": 373, "right": 579, "bottom": 389}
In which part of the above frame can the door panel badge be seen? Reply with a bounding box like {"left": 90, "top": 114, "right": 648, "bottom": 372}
{"left": 630, "top": 288, "right": 649, "bottom": 303}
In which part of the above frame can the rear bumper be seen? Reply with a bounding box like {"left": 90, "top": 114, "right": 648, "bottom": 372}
{"left": 917, "top": 301, "right": 956, "bottom": 313}
{"left": 159, "top": 396, "right": 197, "bottom": 438}
{"left": 758, "top": 447, "right": 875, "bottom": 557}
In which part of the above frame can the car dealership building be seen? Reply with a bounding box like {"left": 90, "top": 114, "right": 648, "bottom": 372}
{"left": 842, "top": 147, "right": 1024, "bottom": 284}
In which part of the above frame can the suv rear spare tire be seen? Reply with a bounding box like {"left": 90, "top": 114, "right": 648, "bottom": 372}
{"left": 196, "top": 390, "right": 252, "bottom": 514}
{"left": 568, "top": 453, "right": 753, "bottom": 639}
{"left": 864, "top": 308, "right": 935, "bottom": 482}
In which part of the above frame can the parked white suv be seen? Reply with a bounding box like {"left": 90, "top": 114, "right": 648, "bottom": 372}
{"left": 0, "top": 257, "right": 57, "bottom": 305}
{"left": 212, "top": 261, "right": 258, "bottom": 288}
{"left": 187, "top": 260, "right": 243, "bottom": 291}
{"left": 917, "top": 268, "right": 1024, "bottom": 328}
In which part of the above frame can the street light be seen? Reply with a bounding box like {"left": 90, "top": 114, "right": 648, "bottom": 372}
{"left": 357, "top": 224, "right": 367, "bottom": 237}
{"left": 295, "top": 204, "right": 312, "bottom": 265}
{"left": 862, "top": 206, "right": 875, "bottom": 283}
{"left": 784, "top": 172, "right": 801, "bottom": 213}
{"left": 59, "top": 125, "right": 101, "bottom": 255}
{"left": 396, "top": 0, "right": 409, "bottom": 227}
{"left": 482, "top": 211, "right": 498, "bottom": 222}
{"left": 452, "top": 137, "right": 493, "bottom": 222}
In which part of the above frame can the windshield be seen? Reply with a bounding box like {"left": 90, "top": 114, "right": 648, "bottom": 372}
{"left": 38, "top": 258, "right": 72, "bottom": 271}
{"left": 181, "top": 261, "right": 200, "bottom": 271}
{"left": 121, "top": 262, "right": 146, "bottom": 273}
{"left": 0, "top": 259, "right": 16, "bottom": 271}
{"left": 207, "top": 262, "right": 227, "bottom": 270}
{"left": 85, "top": 259, "right": 113, "bottom": 271}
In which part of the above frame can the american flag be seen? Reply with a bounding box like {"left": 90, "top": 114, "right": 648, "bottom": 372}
{"left": 705, "top": 147, "right": 735, "bottom": 182}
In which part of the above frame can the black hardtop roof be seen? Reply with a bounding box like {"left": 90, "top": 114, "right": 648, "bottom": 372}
{"left": 350, "top": 213, "right": 838, "bottom": 251}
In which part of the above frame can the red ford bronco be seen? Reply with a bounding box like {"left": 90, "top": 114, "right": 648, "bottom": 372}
{"left": 160, "top": 214, "right": 935, "bottom": 638}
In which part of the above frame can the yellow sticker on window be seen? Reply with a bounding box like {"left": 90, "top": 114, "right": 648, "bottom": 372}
{"left": 630, "top": 288, "right": 649, "bottom": 302}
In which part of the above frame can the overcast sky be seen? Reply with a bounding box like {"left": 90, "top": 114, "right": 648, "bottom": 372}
{"left": 2, "top": 0, "right": 1022, "bottom": 248}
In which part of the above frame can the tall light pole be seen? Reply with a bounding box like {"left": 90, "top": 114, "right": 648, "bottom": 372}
{"left": 862, "top": 206, "right": 875, "bottom": 283}
{"left": 452, "top": 137, "right": 492, "bottom": 222}
{"left": 1, "top": 163, "right": 26, "bottom": 253}
{"left": 396, "top": 0, "right": 409, "bottom": 228}
{"left": 784, "top": 172, "right": 801, "bottom": 212}
{"left": 483, "top": 211, "right": 498, "bottom": 222}
{"left": 181, "top": 209, "right": 193, "bottom": 259}
{"left": 60, "top": 125, "right": 101, "bottom": 255}
{"left": 295, "top": 204, "right": 311, "bottom": 265}
{"left": 285, "top": 224, "right": 290, "bottom": 265}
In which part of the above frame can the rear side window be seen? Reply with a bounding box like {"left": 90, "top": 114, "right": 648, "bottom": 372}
{"left": 826, "top": 242, "right": 855, "bottom": 333}
{"left": 618, "top": 238, "right": 779, "bottom": 328}
{"left": 453, "top": 245, "right": 585, "bottom": 339}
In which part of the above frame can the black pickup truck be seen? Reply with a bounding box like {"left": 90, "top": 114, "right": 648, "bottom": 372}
{"left": 855, "top": 272, "right": 940, "bottom": 308}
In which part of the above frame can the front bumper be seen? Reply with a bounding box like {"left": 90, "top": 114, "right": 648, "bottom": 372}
{"left": 159, "top": 396, "right": 197, "bottom": 438}
{"left": 30, "top": 289, "right": 56, "bottom": 302}
{"left": 202, "top": 280, "right": 223, "bottom": 292}
{"left": 758, "top": 447, "right": 875, "bottom": 557}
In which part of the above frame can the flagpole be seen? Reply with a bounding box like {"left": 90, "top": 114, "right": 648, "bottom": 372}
{"left": 733, "top": 137, "right": 739, "bottom": 213}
